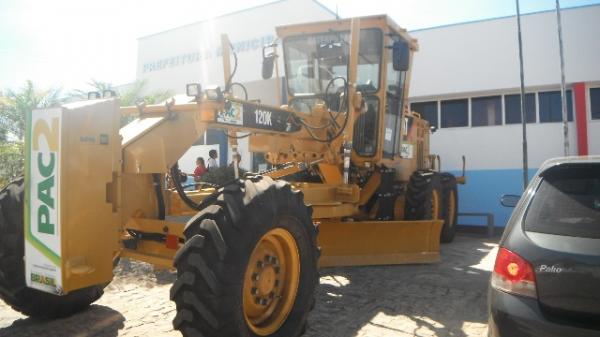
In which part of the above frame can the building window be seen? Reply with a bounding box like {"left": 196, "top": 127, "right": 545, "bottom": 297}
{"left": 539, "top": 90, "right": 573, "bottom": 123}
{"left": 411, "top": 101, "right": 438, "bottom": 128}
{"left": 590, "top": 87, "right": 600, "bottom": 120}
{"left": 471, "top": 96, "right": 502, "bottom": 127}
{"left": 505, "top": 93, "right": 536, "bottom": 124}
{"left": 441, "top": 99, "right": 468, "bottom": 128}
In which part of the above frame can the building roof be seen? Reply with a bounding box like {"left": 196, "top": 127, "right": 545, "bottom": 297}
{"left": 138, "top": 1, "right": 600, "bottom": 40}
{"left": 409, "top": 2, "right": 600, "bottom": 33}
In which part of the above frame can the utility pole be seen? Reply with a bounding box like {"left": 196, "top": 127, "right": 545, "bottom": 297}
{"left": 556, "top": 0, "right": 569, "bottom": 156}
{"left": 516, "top": 0, "right": 528, "bottom": 190}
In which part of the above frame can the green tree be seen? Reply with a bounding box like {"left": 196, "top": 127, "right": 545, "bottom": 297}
{"left": 0, "top": 81, "right": 63, "bottom": 186}
{"left": 68, "top": 79, "right": 115, "bottom": 101}
{"left": 70, "top": 78, "right": 171, "bottom": 107}
{"left": 0, "top": 79, "right": 173, "bottom": 186}
{"left": 70, "top": 79, "right": 172, "bottom": 125}
{"left": 118, "top": 79, "right": 172, "bottom": 125}
{"left": 119, "top": 79, "right": 171, "bottom": 107}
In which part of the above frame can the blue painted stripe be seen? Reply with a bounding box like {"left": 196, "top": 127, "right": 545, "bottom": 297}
{"left": 448, "top": 168, "right": 538, "bottom": 227}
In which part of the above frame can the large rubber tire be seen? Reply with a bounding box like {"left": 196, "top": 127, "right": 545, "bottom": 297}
{"left": 0, "top": 178, "right": 105, "bottom": 318}
{"left": 404, "top": 171, "right": 443, "bottom": 222}
{"left": 440, "top": 173, "right": 458, "bottom": 243}
{"left": 171, "top": 175, "right": 319, "bottom": 337}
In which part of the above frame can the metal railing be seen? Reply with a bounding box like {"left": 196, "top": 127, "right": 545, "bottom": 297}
{"left": 458, "top": 212, "right": 495, "bottom": 238}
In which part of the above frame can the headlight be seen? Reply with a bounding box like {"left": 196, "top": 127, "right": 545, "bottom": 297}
{"left": 87, "top": 91, "right": 101, "bottom": 100}
{"left": 102, "top": 90, "right": 116, "bottom": 98}
{"left": 186, "top": 83, "right": 202, "bottom": 100}
{"left": 204, "top": 85, "right": 223, "bottom": 101}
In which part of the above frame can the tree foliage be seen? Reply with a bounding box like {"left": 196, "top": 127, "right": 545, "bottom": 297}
{"left": 68, "top": 78, "right": 172, "bottom": 125}
{"left": 0, "top": 81, "right": 63, "bottom": 186}
{"left": 1, "top": 80, "right": 63, "bottom": 141}
{"left": 1, "top": 79, "right": 173, "bottom": 187}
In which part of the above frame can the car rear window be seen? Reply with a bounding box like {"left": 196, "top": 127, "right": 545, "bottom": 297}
{"left": 524, "top": 163, "right": 600, "bottom": 239}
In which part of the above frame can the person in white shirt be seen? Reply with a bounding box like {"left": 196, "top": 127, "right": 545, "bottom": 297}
{"left": 207, "top": 149, "right": 219, "bottom": 171}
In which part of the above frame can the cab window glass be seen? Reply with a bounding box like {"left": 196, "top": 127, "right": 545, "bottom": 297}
{"left": 353, "top": 97, "right": 380, "bottom": 157}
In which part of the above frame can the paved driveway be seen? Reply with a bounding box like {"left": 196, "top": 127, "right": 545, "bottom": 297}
{"left": 0, "top": 235, "right": 497, "bottom": 337}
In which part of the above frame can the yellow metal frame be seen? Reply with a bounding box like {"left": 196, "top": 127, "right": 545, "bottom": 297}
{"left": 50, "top": 15, "right": 455, "bottom": 294}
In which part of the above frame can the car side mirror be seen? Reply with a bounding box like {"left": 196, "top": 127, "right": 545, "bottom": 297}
{"left": 262, "top": 44, "right": 276, "bottom": 80}
{"left": 500, "top": 194, "right": 520, "bottom": 208}
{"left": 392, "top": 40, "right": 410, "bottom": 72}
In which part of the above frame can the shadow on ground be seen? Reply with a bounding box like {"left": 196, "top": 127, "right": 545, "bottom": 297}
{"left": 305, "top": 235, "right": 497, "bottom": 337}
{"left": 0, "top": 304, "right": 125, "bottom": 337}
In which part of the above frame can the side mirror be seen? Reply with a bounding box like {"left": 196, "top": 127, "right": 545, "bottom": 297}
{"left": 392, "top": 40, "right": 410, "bottom": 72}
{"left": 262, "top": 55, "right": 275, "bottom": 80}
{"left": 500, "top": 194, "right": 520, "bottom": 208}
{"left": 262, "top": 44, "right": 276, "bottom": 80}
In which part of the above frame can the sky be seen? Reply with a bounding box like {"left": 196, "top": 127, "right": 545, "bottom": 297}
{"left": 1, "top": 0, "right": 599, "bottom": 93}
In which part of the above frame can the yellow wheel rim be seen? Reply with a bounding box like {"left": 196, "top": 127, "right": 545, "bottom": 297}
{"left": 243, "top": 228, "right": 300, "bottom": 336}
{"left": 431, "top": 189, "right": 441, "bottom": 220}
{"left": 448, "top": 190, "right": 456, "bottom": 227}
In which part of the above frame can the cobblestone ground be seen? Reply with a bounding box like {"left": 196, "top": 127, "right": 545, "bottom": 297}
{"left": 0, "top": 235, "right": 497, "bottom": 337}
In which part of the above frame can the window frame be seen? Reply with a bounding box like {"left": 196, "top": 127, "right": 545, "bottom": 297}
{"left": 538, "top": 90, "right": 574, "bottom": 123}
{"left": 410, "top": 100, "right": 439, "bottom": 129}
{"left": 589, "top": 86, "right": 600, "bottom": 121}
{"left": 470, "top": 95, "right": 503, "bottom": 127}
{"left": 440, "top": 98, "right": 470, "bottom": 128}
{"left": 504, "top": 93, "right": 537, "bottom": 124}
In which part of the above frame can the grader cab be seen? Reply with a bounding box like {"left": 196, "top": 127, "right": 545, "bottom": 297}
{"left": 0, "top": 15, "right": 461, "bottom": 337}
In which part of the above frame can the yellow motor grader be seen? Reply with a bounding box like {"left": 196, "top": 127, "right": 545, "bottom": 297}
{"left": 0, "top": 15, "right": 462, "bottom": 337}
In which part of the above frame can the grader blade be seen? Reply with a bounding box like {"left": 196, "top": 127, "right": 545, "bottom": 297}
{"left": 318, "top": 220, "right": 444, "bottom": 267}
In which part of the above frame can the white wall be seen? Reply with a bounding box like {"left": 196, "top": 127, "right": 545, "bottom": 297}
{"left": 135, "top": 0, "right": 335, "bottom": 170}
{"left": 431, "top": 122, "right": 579, "bottom": 171}
{"left": 136, "top": 0, "right": 336, "bottom": 94}
{"left": 410, "top": 5, "right": 600, "bottom": 99}
{"left": 408, "top": 5, "right": 600, "bottom": 171}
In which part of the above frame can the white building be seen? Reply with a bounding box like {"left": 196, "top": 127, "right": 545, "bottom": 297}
{"left": 136, "top": 0, "right": 336, "bottom": 171}
{"left": 409, "top": 4, "right": 600, "bottom": 226}
{"left": 135, "top": 0, "right": 600, "bottom": 227}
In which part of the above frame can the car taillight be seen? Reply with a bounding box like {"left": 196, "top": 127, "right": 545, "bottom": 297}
{"left": 491, "top": 247, "right": 537, "bottom": 298}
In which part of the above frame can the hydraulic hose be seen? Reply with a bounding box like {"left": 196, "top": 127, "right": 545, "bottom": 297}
{"left": 170, "top": 163, "right": 205, "bottom": 211}
{"left": 152, "top": 173, "right": 166, "bottom": 220}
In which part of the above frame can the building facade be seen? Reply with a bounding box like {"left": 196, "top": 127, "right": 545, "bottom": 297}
{"left": 135, "top": 0, "right": 336, "bottom": 171}
{"left": 409, "top": 4, "right": 600, "bottom": 226}
{"left": 135, "top": 1, "right": 600, "bottom": 227}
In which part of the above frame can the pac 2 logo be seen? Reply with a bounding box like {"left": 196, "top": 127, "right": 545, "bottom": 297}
{"left": 26, "top": 108, "right": 63, "bottom": 293}
{"left": 32, "top": 117, "right": 59, "bottom": 235}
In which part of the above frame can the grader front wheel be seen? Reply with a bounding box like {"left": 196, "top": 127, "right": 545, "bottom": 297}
{"left": 171, "top": 176, "right": 319, "bottom": 337}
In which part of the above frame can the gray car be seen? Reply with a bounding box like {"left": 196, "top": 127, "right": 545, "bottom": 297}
{"left": 488, "top": 156, "right": 600, "bottom": 337}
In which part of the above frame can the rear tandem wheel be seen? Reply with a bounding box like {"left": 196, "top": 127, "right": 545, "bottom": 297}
{"left": 404, "top": 170, "right": 458, "bottom": 243}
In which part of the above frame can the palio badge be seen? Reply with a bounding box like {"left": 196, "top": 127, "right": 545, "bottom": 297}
{"left": 25, "top": 108, "right": 63, "bottom": 294}
{"left": 217, "top": 102, "right": 244, "bottom": 125}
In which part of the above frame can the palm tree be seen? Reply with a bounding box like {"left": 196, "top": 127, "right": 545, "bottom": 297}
{"left": 69, "top": 78, "right": 171, "bottom": 107}
{"left": 119, "top": 79, "right": 172, "bottom": 107}
{"left": 68, "top": 79, "right": 115, "bottom": 101}
{"left": 1, "top": 80, "right": 63, "bottom": 141}
{"left": 0, "top": 81, "right": 63, "bottom": 186}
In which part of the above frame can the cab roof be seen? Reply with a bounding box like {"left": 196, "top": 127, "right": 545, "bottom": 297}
{"left": 276, "top": 14, "right": 419, "bottom": 51}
